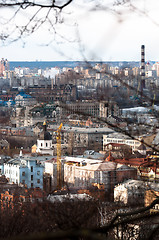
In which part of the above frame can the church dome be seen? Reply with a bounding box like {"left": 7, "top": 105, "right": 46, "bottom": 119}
{"left": 39, "top": 121, "right": 52, "bottom": 140}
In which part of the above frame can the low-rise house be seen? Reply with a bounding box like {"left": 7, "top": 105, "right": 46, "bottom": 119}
{"left": 138, "top": 155, "right": 159, "bottom": 181}
{"left": 4, "top": 156, "right": 44, "bottom": 189}
{"left": 114, "top": 180, "right": 147, "bottom": 206}
{"left": 104, "top": 142, "right": 132, "bottom": 152}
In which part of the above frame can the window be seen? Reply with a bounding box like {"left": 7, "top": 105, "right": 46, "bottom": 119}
{"left": 37, "top": 171, "right": 40, "bottom": 175}
{"left": 22, "top": 180, "right": 25, "bottom": 184}
{"left": 31, "top": 183, "right": 33, "bottom": 188}
{"left": 31, "top": 166, "right": 33, "bottom": 172}
{"left": 46, "top": 143, "right": 48, "bottom": 147}
{"left": 22, "top": 171, "right": 25, "bottom": 176}
{"left": 31, "top": 175, "right": 33, "bottom": 181}
{"left": 41, "top": 143, "right": 43, "bottom": 147}
{"left": 37, "top": 179, "right": 40, "bottom": 184}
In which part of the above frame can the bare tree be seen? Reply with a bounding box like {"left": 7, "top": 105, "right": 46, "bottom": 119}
{"left": 1, "top": 1, "right": 159, "bottom": 240}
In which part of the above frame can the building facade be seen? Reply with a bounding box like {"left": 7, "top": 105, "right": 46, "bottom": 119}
{"left": 114, "top": 180, "right": 146, "bottom": 206}
{"left": 103, "top": 132, "right": 141, "bottom": 151}
{"left": 4, "top": 157, "right": 44, "bottom": 189}
{"left": 52, "top": 126, "right": 114, "bottom": 155}
{"left": 15, "top": 92, "right": 37, "bottom": 107}
{"left": 64, "top": 156, "right": 137, "bottom": 200}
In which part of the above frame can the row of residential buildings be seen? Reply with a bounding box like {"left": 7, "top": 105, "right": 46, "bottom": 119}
{"left": 2, "top": 151, "right": 159, "bottom": 206}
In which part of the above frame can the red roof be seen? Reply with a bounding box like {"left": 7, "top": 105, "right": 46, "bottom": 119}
{"left": 104, "top": 152, "right": 114, "bottom": 162}
{"left": 113, "top": 158, "right": 145, "bottom": 167}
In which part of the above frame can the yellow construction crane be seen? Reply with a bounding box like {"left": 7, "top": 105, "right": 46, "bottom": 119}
{"left": 56, "top": 123, "right": 63, "bottom": 190}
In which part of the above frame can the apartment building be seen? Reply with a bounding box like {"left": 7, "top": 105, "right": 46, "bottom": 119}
{"left": 103, "top": 132, "right": 141, "bottom": 151}
{"left": 52, "top": 126, "right": 114, "bottom": 155}
{"left": 60, "top": 100, "right": 120, "bottom": 119}
{"left": 64, "top": 156, "right": 137, "bottom": 200}
{"left": 4, "top": 156, "right": 44, "bottom": 189}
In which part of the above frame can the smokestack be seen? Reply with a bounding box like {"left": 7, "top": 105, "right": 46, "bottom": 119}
{"left": 141, "top": 45, "right": 145, "bottom": 94}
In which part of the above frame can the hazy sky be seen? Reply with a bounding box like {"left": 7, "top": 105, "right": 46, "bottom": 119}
{"left": 0, "top": 0, "right": 159, "bottom": 61}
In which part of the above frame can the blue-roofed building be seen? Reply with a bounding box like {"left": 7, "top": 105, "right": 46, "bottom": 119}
{"left": 4, "top": 156, "right": 44, "bottom": 189}
{"left": 15, "top": 91, "right": 37, "bottom": 107}
{"left": 0, "top": 97, "right": 15, "bottom": 107}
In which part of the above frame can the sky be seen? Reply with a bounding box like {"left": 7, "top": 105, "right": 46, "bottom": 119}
{"left": 0, "top": 0, "right": 159, "bottom": 61}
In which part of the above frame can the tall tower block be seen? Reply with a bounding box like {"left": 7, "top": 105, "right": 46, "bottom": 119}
{"left": 141, "top": 45, "right": 145, "bottom": 94}
{"left": 0, "top": 58, "right": 9, "bottom": 76}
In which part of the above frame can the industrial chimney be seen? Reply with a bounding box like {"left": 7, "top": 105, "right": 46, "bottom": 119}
{"left": 141, "top": 45, "right": 145, "bottom": 95}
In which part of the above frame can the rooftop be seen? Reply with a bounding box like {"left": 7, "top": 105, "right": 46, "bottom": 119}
{"left": 116, "top": 179, "right": 148, "bottom": 189}
{"left": 6, "top": 155, "right": 53, "bottom": 166}
{"left": 50, "top": 125, "right": 114, "bottom": 134}
{"left": 65, "top": 156, "right": 102, "bottom": 165}
{"left": 116, "top": 179, "right": 159, "bottom": 192}
{"left": 104, "top": 132, "right": 140, "bottom": 140}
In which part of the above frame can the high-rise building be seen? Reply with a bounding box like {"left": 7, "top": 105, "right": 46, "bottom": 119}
{"left": 0, "top": 58, "right": 9, "bottom": 76}
{"left": 141, "top": 45, "right": 145, "bottom": 94}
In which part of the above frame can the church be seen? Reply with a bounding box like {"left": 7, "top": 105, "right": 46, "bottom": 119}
{"left": 32, "top": 121, "right": 53, "bottom": 155}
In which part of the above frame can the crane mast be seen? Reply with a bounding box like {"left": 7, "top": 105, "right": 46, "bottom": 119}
{"left": 56, "top": 123, "right": 63, "bottom": 190}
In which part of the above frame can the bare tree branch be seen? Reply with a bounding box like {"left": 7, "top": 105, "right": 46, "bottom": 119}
{"left": 0, "top": 0, "right": 73, "bottom": 10}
